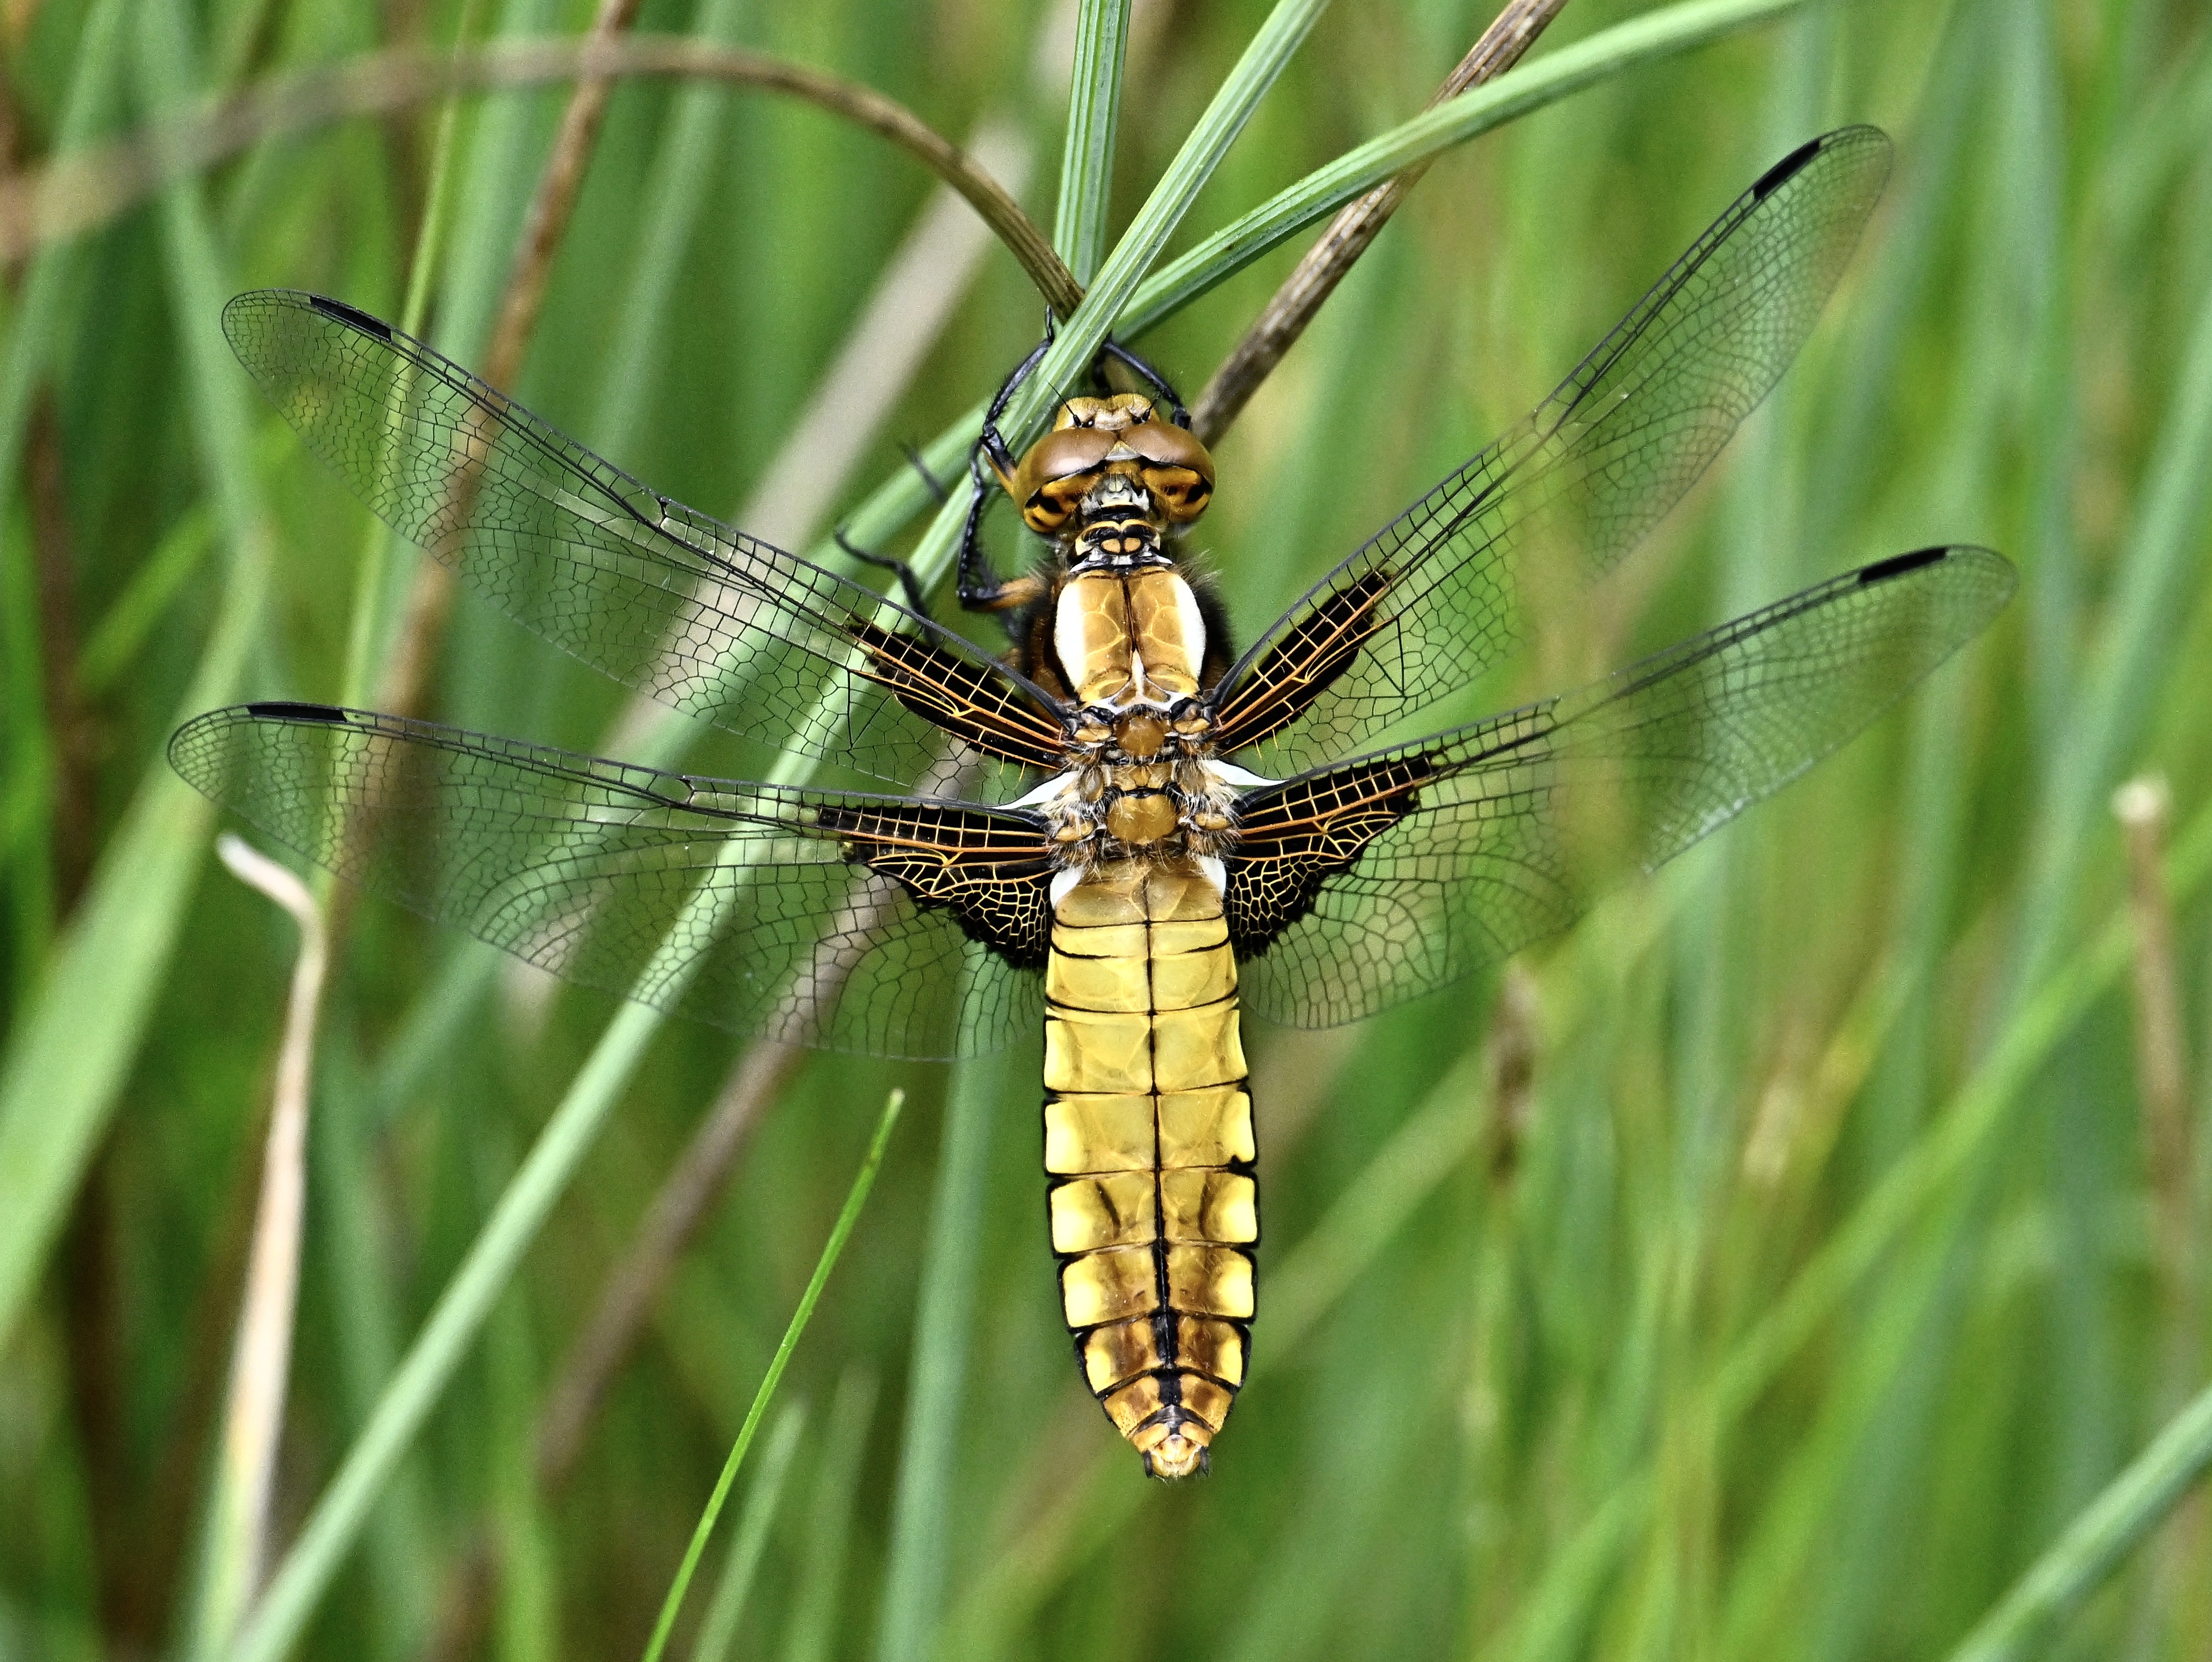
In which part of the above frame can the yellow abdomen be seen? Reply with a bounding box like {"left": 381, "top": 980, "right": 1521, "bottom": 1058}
{"left": 1042, "top": 857, "right": 1257, "bottom": 1479}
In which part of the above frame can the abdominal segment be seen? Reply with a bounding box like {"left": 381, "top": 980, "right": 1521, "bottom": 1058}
{"left": 1042, "top": 857, "right": 1257, "bottom": 1479}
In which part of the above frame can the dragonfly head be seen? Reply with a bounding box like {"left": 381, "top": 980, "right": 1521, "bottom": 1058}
{"left": 997, "top": 394, "right": 1216, "bottom": 542}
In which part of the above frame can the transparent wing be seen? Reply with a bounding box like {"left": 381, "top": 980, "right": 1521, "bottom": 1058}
{"left": 169, "top": 703, "right": 1055, "bottom": 1058}
{"left": 1224, "top": 546, "right": 2014, "bottom": 1028}
{"left": 223, "top": 291, "right": 1068, "bottom": 782}
{"left": 1210, "top": 127, "right": 1895, "bottom": 771}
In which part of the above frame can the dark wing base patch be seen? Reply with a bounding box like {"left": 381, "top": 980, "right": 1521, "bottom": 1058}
{"left": 815, "top": 800, "right": 1054, "bottom": 967}
{"left": 846, "top": 622, "right": 1067, "bottom": 770}
{"left": 1210, "top": 569, "right": 1395, "bottom": 755}
{"left": 1223, "top": 756, "right": 1433, "bottom": 954}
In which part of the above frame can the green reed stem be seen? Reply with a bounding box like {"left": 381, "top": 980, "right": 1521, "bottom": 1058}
{"left": 1053, "top": 0, "right": 1132, "bottom": 288}
{"left": 639, "top": 1089, "right": 904, "bottom": 1662}
{"left": 1945, "top": 1379, "right": 2212, "bottom": 1662}
{"left": 1120, "top": 0, "right": 1811, "bottom": 337}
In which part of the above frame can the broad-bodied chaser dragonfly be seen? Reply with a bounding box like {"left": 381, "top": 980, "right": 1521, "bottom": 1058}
{"left": 173, "top": 127, "right": 2012, "bottom": 1478}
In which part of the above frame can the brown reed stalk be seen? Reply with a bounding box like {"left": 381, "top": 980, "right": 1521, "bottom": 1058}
{"left": 1188, "top": 0, "right": 1570, "bottom": 445}
{"left": 2, "top": 37, "right": 1077, "bottom": 316}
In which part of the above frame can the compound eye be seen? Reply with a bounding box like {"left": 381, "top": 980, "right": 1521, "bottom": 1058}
{"left": 1123, "top": 419, "right": 1216, "bottom": 483}
{"left": 1006, "top": 427, "right": 1116, "bottom": 514}
{"left": 1141, "top": 464, "right": 1213, "bottom": 523}
{"left": 1022, "top": 471, "right": 1094, "bottom": 534}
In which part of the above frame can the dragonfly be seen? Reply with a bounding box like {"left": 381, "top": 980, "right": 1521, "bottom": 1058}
{"left": 173, "top": 125, "right": 2012, "bottom": 1480}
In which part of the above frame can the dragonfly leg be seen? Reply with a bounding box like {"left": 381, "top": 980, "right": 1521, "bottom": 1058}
{"left": 834, "top": 529, "right": 932, "bottom": 618}
{"left": 832, "top": 444, "right": 959, "bottom": 617}
{"left": 1098, "top": 338, "right": 1191, "bottom": 427}
{"left": 955, "top": 465, "right": 1028, "bottom": 611}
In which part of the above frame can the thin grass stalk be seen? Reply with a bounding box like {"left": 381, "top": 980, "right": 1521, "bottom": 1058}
{"left": 2111, "top": 773, "right": 2205, "bottom": 1646}
{"left": 1116, "top": 0, "right": 1812, "bottom": 339}
{"left": 690, "top": 1403, "right": 808, "bottom": 1662}
{"left": 373, "top": 0, "right": 649, "bottom": 723}
{"left": 8, "top": 37, "right": 1079, "bottom": 316}
{"left": 194, "top": 838, "right": 330, "bottom": 1659}
{"left": 1052, "top": 0, "right": 1131, "bottom": 288}
{"left": 1189, "top": 0, "right": 1570, "bottom": 443}
{"left": 2011, "top": 246, "right": 2212, "bottom": 998}
{"left": 872, "top": 1053, "right": 1012, "bottom": 1662}
{"left": 1944, "top": 1378, "right": 2212, "bottom": 1662}
{"left": 1506, "top": 788, "right": 2212, "bottom": 1652}
{"left": 637, "top": 1088, "right": 903, "bottom": 1662}
{"left": 335, "top": 0, "right": 486, "bottom": 716}
{"left": 226, "top": 995, "right": 666, "bottom": 1662}
{"left": 481, "top": 0, "right": 648, "bottom": 392}
{"left": 0, "top": 0, "right": 270, "bottom": 1357}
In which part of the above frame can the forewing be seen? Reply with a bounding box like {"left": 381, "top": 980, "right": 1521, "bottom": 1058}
{"left": 1226, "top": 546, "right": 2014, "bottom": 1027}
{"left": 223, "top": 291, "right": 1067, "bottom": 781}
{"left": 1210, "top": 127, "right": 1894, "bottom": 770}
{"left": 169, "top": 703, "right": 1054, "bottom": 1058}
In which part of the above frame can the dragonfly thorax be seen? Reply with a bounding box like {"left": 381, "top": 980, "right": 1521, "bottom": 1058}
{"left": 1053, "top": 568, "right": 1208, "bottom": 706}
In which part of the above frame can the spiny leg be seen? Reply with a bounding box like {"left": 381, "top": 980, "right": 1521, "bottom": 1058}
{"left": 833, "top": 444, "right": 955, "bottom": 618}
{"left": 1097, "top": 338, "right": 1190, "bottom": 427}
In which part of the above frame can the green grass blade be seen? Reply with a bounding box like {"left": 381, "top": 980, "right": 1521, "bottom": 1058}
{"left": 691, "top": 1403, "right": 809, "bottom": 1662}
{"left": 1052, "top": 0, "right": 1132, "bottom": 285}
{"left": 591, "top": 0, "right": 752, "bottom": 463}
{"left": 2011, "top": 238, "right": 2212, "bottom": 994}
{"left": 0, "top": 0, "right": 270, "bottom": 1357}
{"left": 781, "top": 1372, "right": 878, "bottom": 1662}
{"left": 1944, "top": 1380, "right": 2212, "bottom": 1662}
{"left": 872, "top": 1053, "right": 1013, "bottom": 1662}
{"left": 224, "top": 1000, "right": 670, "bottom": 1662}
{"left": 639, "top": 1088, "right": 903, "bottom": 1662}
{"left": 1118, "top": 0, "right": 1812, "bottom": 338}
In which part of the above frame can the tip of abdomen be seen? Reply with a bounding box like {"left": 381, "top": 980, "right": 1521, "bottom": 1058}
{"left": 1135, "top": 1407, "right": 1213, "bottom": 1480}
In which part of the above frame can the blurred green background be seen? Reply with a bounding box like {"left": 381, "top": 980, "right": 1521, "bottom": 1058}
{"left": 6, "top": 0, "right": 2212, "bottom": 1658}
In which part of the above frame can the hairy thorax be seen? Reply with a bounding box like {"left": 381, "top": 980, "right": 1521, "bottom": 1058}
{"left": 1015, "top": 559, "right": 1268, "bottom": 880}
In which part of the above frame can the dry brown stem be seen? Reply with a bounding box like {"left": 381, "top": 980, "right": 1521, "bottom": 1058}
{"left": 1188, "top": 0, "right": 1570, "bottom": 445}
{"left": 2114, "top": 776, "right": 2191, "bottom": 1276}
{"left": 375, "top": 0, "right": 638, "bottom": 719}
{"left": 203, "top": 835, "right": 331, "bottom": 1641}
{"left": 2, "top": 36, "right": 1077, "bottom": 315}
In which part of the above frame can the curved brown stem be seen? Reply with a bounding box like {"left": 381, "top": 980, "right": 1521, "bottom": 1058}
{"left": 2, "top": 34, "right": 1081, "bottom": 317}
{"left": 1188, "top": 0, "right": 1570, "bottom": 446}
{"left": 372, "top": 0, "right": 650, "bottom": 720}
